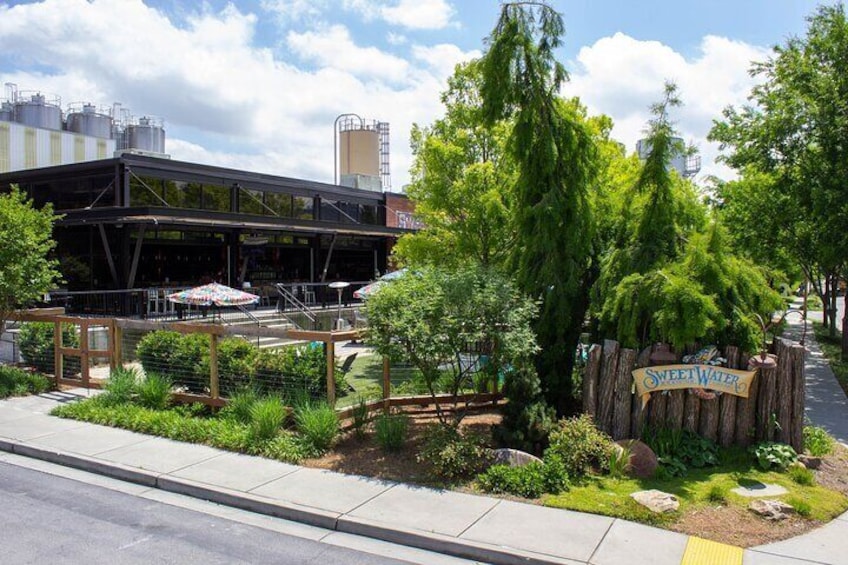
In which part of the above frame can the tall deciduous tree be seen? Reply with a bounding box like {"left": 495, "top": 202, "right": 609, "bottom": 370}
{"left": 480, "top": 2, "right": 599, "bottom": 415}
{"left": 0, "top": 185, "right": 61, "bottom": 333}
{"left": 710, "top": 4, "right": 848, "bottom": 347}
{"left": 393, "top": 61, "right": 515, "bottom": 269}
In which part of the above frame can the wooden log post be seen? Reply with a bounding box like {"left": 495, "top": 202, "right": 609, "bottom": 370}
{"left": 326, "top": 339, "right": 336, "bottom": 406}
{"left": 698, "top": 395, "right": 719, "bottom": 442}
{"left": 648, "top": 390, "right": 668, "bottom": 429}
{"left": 683, "top": 389, "right": 701, "bottom": 434}
{"left": 582, "top": 344, "right": 602, "bottom": 418}
{"left": 612, "top": 348, "right": 637, "bottom": 439}
{"left": 79, "top": 320, "right": 90, "bottom": 388}
{"left": 111, "top": 322, "right": 122, "bottom": 371}
{"left": 790, "top": 344, "right": 806, "bottom": 452}
{"left": 209, "top": 333, "right": 219, "bottom": 400}
{"left": 631, "top": 394, "right": 645, "bottom": 440}
{"left": 756, "top": 365, "right": 777, "bottom": 441}
{"left": 718, "top": 346, "right": 740, "bottom": 447}
{"left": 775, "top": 339, "right": 794, "bottom": 444}
{"left": 597, "top": 340, "right": 620, "bottom": 434}
{"left": 736, "top": 353, "right": 758, "bottom": 446}
{"left": 666, "top": 390, "right": 685, "bottom": 430}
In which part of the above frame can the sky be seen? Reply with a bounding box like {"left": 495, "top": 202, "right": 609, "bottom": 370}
{"left": 0, "top": 0, "right": 823, "bottom": 190}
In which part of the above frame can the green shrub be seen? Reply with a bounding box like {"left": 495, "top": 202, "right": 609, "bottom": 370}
{"left": 546, "top": 414, "right": 615, "bottom": 478}
{"left": 294, "top": 401, "right": 339, "bottom": 454}
{"left": 351, "top": 396, "right": 370, "bottom": 439}
{"left": 803, "top": 425, "right": 835, "bottom": 457}
{"left": 789, "top": 465, "right": 815, "bottom": 486}
{"left": 249, "top": 397, "right": 287, "bottom": 442}
{"left": 786, "top": 496, "right": 812, "bottom": 518}
{"left": 608, "top": 443, "right": 632, "bottom": 479}
{"left": 478, "top": 454, "right": 569, "bottom": 499}
{"left": 374, "top": 411, "right": 409, "bottom": 452}
{"left": 706, "top": 484, "right": 728, "bottom": 504}
{"left": 751, "top": 441, "right": 798, "bottom": 471}
{"left": 18, "top": 322, "right": 81, "bottom": 376}
{"left": 220, "top": 386, "right": 259, "bottom": 424}
{"left": 643, "top": 427, "right": 719, "bottom": 476}
{"left": 102, "top": 365, "right": 139, "bottom": 405}
{"left": 212, "top": 338, "right": 257, "bottom": 396}
{"left": 0, "top": 365, "right": 51, "bottom": 398}
{"left": 136, "top": 331, "right": 208, "bottom": 392}
{"left": 137, "top": 373, "right": 172, "bottom": 410}
{"left": 254, "top": 344, "right": 347, "bottom": 400}
{"left": 417, "top": 424, "right": 493, "bottom": 481}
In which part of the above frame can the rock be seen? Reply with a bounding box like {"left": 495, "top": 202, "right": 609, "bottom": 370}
{"left": 749, "top": 499, "right": 795, "bottom": 521}
{"left": 731, "top": 482, "right": 789, "bottom": 498}
{"left": 616, "top": 439, "right": 657, "bottom": 479}
{"left": 788, "top": 461, "right": 807, "bottom": 472}
{"left": 492, "top": 448, "right": 543, "bottom": 467}
{"left": 630, "top": 490, "right": 679, "bottom": 513}
{"left": 799, "top": 454, "right": 822, "bottom": 470}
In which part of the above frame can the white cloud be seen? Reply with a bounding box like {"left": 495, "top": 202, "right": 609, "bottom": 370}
{"left": 0, "top": 0, "right": 473, "bottom": 189}
{"left": 343, "top": 0, "right": 456, "bottom": 30}
{"left": 260, "top": 0, "right": 329, "bottom": 23}
{"left": 387, "top": 31, "right": 408, "bottom": 45}
{"left": 412, "top": 44, "right": 481, "bottom": 78}
{"left": 565, "top": 32, "right": 768, "bottom": 182}
{"left": 381, "top": 0, "right": 456, "bottom": 30}
{"left": 287, "top": 25, "right": 411, "bottom": 83}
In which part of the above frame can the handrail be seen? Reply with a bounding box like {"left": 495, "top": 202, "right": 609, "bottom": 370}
{"left": 275, "top": 283, "right": 317, "bottom": 323}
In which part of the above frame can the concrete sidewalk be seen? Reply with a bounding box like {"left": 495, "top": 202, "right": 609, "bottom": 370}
{"left": 0, "top": 391, "right": 845, "bottom": 565}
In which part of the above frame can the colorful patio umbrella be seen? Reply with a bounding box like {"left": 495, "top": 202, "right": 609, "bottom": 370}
{"left": 167, "top": 282, "right": 259, "bottom": 307}
{"left": 353, "top": 269, "right": 408, "bottom": 300}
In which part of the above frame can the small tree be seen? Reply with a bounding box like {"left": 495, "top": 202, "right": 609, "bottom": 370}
{"left": 364, "top": 265, "right": 538, "bottom": 426}
{"left": 0, "top": 185, "right": 61, "bottom": 333}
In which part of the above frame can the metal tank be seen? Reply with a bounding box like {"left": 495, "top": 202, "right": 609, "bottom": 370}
{"left": 339, "top": 120, "right": 380, "bottom": 178}
{"left": 126, "top": 116, "right": 165, "bottom": 153}
{"left": 66, "top": 103, "right": 113, "bottom": 139}
{"left": 15, "top": 92, "right": 62, "bottom": 130}
{"left": 0, "top": 101, "right": 12, "bottom": 122}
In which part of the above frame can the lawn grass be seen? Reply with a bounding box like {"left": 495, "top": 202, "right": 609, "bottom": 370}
{"left": 336, "top": 354, "right": 424, "bottom": 408}
{"left": 543, "top": 448, "right": 848, "bottom": 525}
{"left": 812, "top": 321, "right": 848, "bottom": 396}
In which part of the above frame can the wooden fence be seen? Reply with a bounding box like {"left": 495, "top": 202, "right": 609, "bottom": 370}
{"left": 582, "top": 339, "right": 806, "bottom": 451}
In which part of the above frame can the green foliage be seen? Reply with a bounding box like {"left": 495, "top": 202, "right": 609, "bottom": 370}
{"left": 481, "top": 3, "right": 599, "bottom": 415}
{"left": 477, "top": 452, "right": 570, "bottom": 499}
{"left": 293, "top": 401, "right": 339, "bottom": 454}
{"left": 608, "top": 443, "right": 633, "bottom": 479}
{"left": 417, "top": 424, "right": 494, "bottom": 481}
{"left": 803, "top": 425, "right": 836, "bottom": 456}
{"left": 494, "top": 365, "right": 556, "bottom": 454}
{"left": 351, "top": 396, "right": 370, "bottom": 439}
{"left": 52, "top": 398, "right": 306, "bottom": 464}
{"left": 220, "top": 386, "right": 260, "bottom": 425}
{"left": 136, "top": 331, "right": 207, "bottom": 392}
{"left": 786, "top": 496, "right": 813, "bottom": 518}
{"left": 136, "top": 373, "right": 172, "bottom": 411}
{"left": 546, "top": 414, "right": 615, "bottom": 478}
{"left": 248, "top": 397, "right": 287, "bottom": 442}
{"left": 789, "top": 465, "right": 815, "bottom": 486}
{"left": 0, "top": 185, "right": 61, "bottom": 332}
{"left": 643, "top": 427, "right": 719, "bottom": 477}
{"left": 254, "top": 344, "right": 345, "bottom": 400}
{"left": 751, "top": 441, "right": 798, "bottom": 471}
{"left": 374, "top": 411, "right": 409, "bottom": 452}
{"left": 18, "top": 322, "right": 81, "bottom": 376}
{"left": 0, "top": 365, "right": 50, "bottom": 398}
{"left": 366, "top": 265, "right": 538, "bottom": 426}
{"left": 706, "top": 484, "right": 728, "bottom": 504}
{"left": 214, "top": 337, "right": 258, "bottom": 395}
{"left": 102, "top": 365, "right": 139, "bottom": 406}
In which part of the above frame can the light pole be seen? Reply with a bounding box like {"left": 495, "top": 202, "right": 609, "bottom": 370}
{"left": 328, "top": 281, "right": 350, "bottom": 330}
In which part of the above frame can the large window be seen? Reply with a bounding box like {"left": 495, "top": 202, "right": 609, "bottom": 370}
{"left": 202, "top": 183, "right": 230, "bottom": 212}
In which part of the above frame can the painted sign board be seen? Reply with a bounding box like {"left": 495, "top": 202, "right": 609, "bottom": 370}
{"left": 631, "top": 364, "right": 757, "bottom": 407}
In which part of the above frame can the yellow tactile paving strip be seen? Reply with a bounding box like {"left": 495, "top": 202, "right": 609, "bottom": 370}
{"left": 681, "top": 536, "right": 743, "bottom": 565}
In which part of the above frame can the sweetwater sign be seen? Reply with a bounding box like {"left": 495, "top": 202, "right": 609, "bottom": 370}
{"left": 631, "top": 364, "right": 757, "bottom": 407}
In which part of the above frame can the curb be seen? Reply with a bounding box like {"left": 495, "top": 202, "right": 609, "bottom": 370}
{"left": 0, "top": 438, "right": 567, "bottom": 565}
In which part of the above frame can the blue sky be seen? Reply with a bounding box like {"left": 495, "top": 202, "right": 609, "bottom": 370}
{"left": 0, "top": 1, "right": 823, "bottom": 188}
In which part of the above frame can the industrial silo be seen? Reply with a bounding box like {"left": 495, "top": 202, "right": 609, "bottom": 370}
{"left": 66, "top": 103, "right": 113, "bottom": 139}
{"left": 126, "top": 116, "right": 166, "bottom": 153}
{"left": 336, "top": 115, "right": 391, "bottom": 191}
{"left": 15, "top": 92, "right": 62, "bottom": 130}
{"left": 0, "top": 102, "right": 12, "bottom": 122}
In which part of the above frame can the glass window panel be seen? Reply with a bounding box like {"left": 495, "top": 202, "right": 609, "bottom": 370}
{"left": 202, "top": 183, "right": 230, "bottom": 211}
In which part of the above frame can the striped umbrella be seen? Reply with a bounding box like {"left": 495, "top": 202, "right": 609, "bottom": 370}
{"left": 167, "top": 282, "right": 259, "bottom": 307}
{"left": 353, "top": 268, "right": 408, "bottom": 300}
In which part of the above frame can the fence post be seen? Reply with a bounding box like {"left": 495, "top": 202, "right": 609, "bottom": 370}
{"left": 582, "top": 344, "right": 601, "bottom": 418}
{"left": 326, "top": 339, "right": 336, "bottom": 406}
{"left": 382, "top": 356, "right": 391, "bottom": 413}
{"left": 612, "top": 348, "right": 636, "bottom": 439}
{"left": 790, "top": 344, "right": 805, "bottom": 452}
{"left": 112, "top": 322, "right": 123, "bottom": 371}
{"left": 53, "top": 321, "right": 63, "bottom": 383}
{"left": 718, "top": 345, "right": 740, "bottom": 447}
{"left": 209, "top": 333, "right": 219, "bottom": 399}
{"left": 80, "top": 320, "right": 90, "bottom": 388}
{"left": 597, "top": 340, "right": 620, "bottom": 434}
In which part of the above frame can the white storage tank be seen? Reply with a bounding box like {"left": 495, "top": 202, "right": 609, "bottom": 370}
{"left": 66, "top": 103, "right": 113, "bottom": 139}
{"left": 15, "top": 92, "right": 62, "bottom": 130}
{"left": 126, "top": 116, "right": 165, "bottom": 153}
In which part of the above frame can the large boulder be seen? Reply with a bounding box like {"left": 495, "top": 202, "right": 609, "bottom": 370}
{"left": 492, "top": 448, "right": 543, "bottom": 467}
{"left": 616, "top": 439, "right": 658, "bottom": 479}
{"left": 749, "top": 499, "right": 795, "bottom": 521}
{"left": 630, "top": 490, "right": 679, "bottom": 513}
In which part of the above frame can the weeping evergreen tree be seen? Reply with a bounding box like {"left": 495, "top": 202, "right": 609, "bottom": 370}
{"left": 480, "top": 2, "right": 599, "bottom": 415}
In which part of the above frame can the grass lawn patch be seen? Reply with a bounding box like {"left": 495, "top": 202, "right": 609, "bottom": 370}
{"left": 812, "top": 322, "right": 848, "bottom": 396}
{"left": 335, "top": 354, "right": 425, "bottom": 408}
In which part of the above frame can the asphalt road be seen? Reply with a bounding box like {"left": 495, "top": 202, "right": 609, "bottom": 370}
{"left": 0, "top": 461, "right": 415, "bottom": 565}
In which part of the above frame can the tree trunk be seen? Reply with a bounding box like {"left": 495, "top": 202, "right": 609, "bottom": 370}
{"left": 830, "top": 274, "right": 838, "bottom": 338}
{"left": 775, "top": 339, "right": 793, "bottom": 444}
{"left": 718, "top": 346, "right": 740, "bottom": 447}
{"left": 612, "top": 348, "right": 636, "bottom": 439}
{"left": 582, "top": 344, "right": 602, "bottom": 417}
{"left": 842, "top": 295, "right": 848, "bottom": 359}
